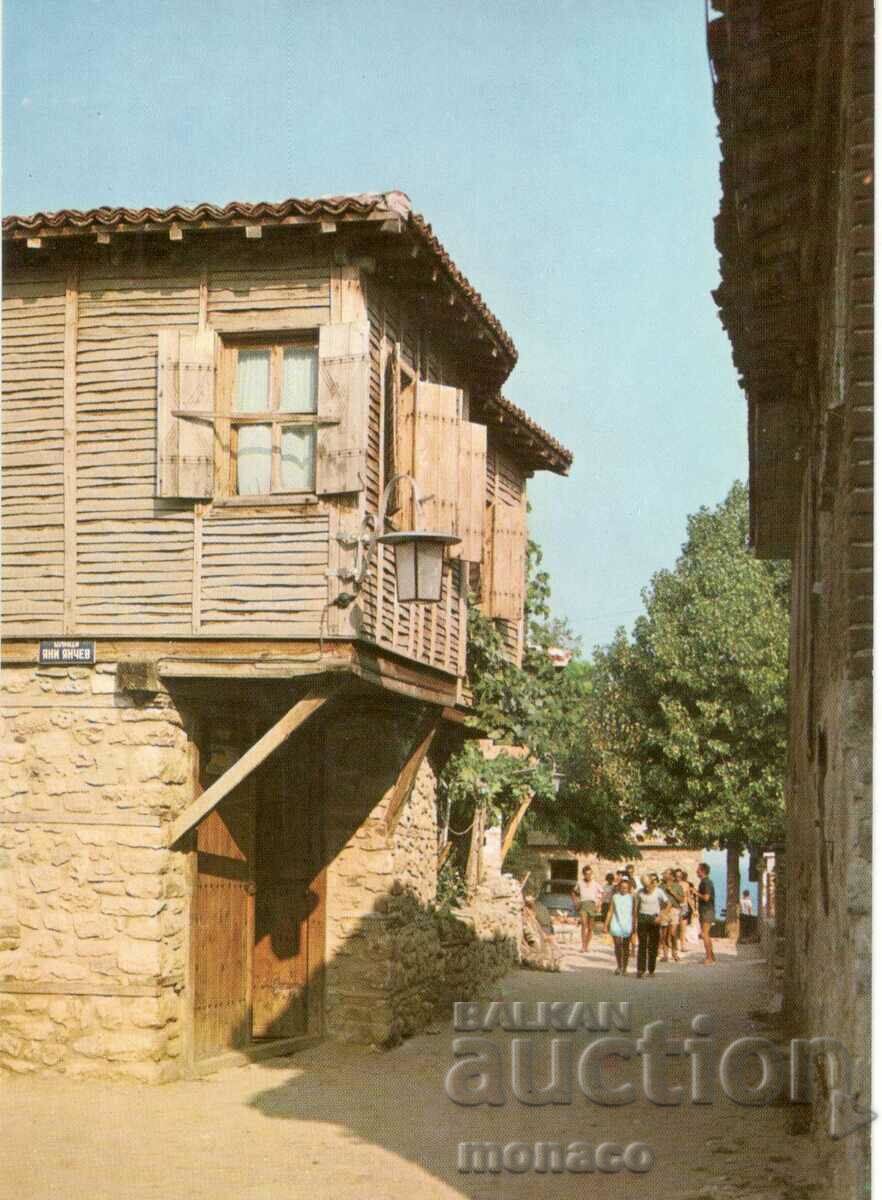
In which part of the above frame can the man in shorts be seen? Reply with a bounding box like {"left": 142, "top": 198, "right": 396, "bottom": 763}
{"left": 572, "top": 865, "right": 603, "bottom": 952}
{"left": 696, "top": 862, "right": 717, "bottom": 964}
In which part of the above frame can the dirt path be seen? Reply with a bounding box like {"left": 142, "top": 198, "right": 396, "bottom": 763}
{"left": 1, "top": 937, "right": 826, "bottom": 1200}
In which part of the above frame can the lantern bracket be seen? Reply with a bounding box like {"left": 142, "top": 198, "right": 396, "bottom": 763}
{"left": 330, "top": 474, "right": 457, "bottom": 606}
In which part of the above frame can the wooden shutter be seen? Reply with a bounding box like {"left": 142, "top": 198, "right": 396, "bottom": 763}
{"left": 400, "top": 381, "right": 460, "bottom": 532}
{"left": 487, "top": 499, "right": 527, "bottom": 620}
{"left": 456, "top": 421, "right": 487, "bottom": 561}
{"left": 316, "top": 321, "right": 370, "bottom": 495}
{"left": 156, "top": 328, "right": 217, "bottom": 499}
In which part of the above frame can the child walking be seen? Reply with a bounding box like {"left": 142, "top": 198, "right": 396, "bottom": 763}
{"left": 604, "top": 876, "right": 636, "bottom": 975}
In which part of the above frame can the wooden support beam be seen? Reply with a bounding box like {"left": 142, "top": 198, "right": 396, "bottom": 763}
{"left": 167, "top": 685, "right": 335, "bottom": 845}
{"left": 501, "top": 790, "right": 533, "bottom": 862}
{"left": 384, "top": 718, "right": 439, "bottom": 837}
{"left": 62, "top": 270, "right": 79, "bottom": 634}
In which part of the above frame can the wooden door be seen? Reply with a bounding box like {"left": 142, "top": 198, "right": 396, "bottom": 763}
{"left": 252, "top": 730, "right": 325, "bottom": 1039}
{"left": 192, "top": 790, "right": 255, "bottom": 1061}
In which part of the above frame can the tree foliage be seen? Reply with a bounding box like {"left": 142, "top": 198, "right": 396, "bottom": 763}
{"left": 439, "top": 540, "right": 630, "bottom": 860}
{"left": 440, "top": 482, "right": 787, "bottom": 875}
{"left": 572, "top": 481, "right": 789, "bottom": 853}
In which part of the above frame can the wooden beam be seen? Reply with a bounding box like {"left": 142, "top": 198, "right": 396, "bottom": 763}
{"left": 0, "top": 812, "right": 161, "bottom": 827}
{"left": 384, "top": 717, "right": 438, "bottom": 837}
{"left": 440, "top": 705, "right": 482, "bottom": 734}
{"left": 63, "top": 270, "right": 79, "bottom": 633}
{"left": 167, "top": 685, "right": 335, "bottom": 845}
{"left": 0, "top": 980, "right": 167, "bottom": 998}
{"left": 501, "top": 790, "right": 533, "bottom": 862}
{"left": 159, "top": 657, "right": 349, "bottom": 681}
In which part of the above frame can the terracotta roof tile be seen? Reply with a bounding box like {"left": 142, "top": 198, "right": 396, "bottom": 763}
{"left": 485, "top": 393, "right": 573, "bottom": 473}
{"left": 3, "top": 190, "right": 518, "bottom": 360}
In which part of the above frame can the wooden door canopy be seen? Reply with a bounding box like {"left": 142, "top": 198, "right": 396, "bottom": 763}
{"left": 168, "top": 683, "right": 337, "bottom": 846}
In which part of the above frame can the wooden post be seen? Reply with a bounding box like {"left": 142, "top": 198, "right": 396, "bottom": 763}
{"left": 725, "top": 843, "right": 741, "bottom": 941}
{"left": 464, "top": 804, "right": 486, "bottom": 898}
{"left": 63, "top": 270, "right": 79, "bottom": 634}
{"left": 192, "top": 504, "right": 203, "bottom": 634}
{"left": 501, "top": 790, "right": 533, "bottom": 863}
{"left": 384, "top": 717, "right": 438, "bottom": 837}
{"left": 167, "top": 686, "right": 335, "bottom": 845}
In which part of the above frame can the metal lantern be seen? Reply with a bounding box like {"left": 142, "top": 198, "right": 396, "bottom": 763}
{"left": 377, "top": 530, "right": 460, "bottom": 603}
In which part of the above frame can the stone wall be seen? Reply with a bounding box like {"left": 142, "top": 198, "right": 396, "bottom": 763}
{"left": 0, "top": 662, "right": 191, "bottom": 1081}
{"left": 322, "top": 706, "right": 521, "bottom": 1046}
{"left": 780, "top": 4, "right": 873, "bottom": 1195}
{"left": 1, "top": 673, "right": 524, "bottom": 1073}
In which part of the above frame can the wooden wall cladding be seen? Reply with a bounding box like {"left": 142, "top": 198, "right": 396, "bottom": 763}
{"left": 2, "top": 279, "right": 67, "bottom": 633}
{"left": 2, "top": 255, "right": 526, "bottom": 674}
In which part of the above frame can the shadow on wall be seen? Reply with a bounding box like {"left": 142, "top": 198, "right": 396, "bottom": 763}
{"left": 218, "top": 883, "right": 520, "bottom": 1060}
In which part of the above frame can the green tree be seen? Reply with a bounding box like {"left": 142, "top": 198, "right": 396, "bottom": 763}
{"left": 438, "top": 540, "right": 630, "bottom": 888}
{"left": 576, "top": 482, "right": 789, "bottom": 932}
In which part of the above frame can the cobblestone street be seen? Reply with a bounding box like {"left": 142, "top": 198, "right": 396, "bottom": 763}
{"left": 1, "top": 938, "right": 828, "bottom": 1200}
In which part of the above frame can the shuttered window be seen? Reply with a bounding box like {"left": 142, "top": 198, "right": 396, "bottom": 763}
{"left": 400, "top": 380, "right": 460, "bottom": 534}
{"left": 315, "top": 321, "right": 370, "bottom": 495}
{"left": 156, "top": 328, "right": 218, "bottom": 499}
{"left": 224, "top": 340, "right": 319, "bottom": 496}
{"left": 457, "top": 420, "right": 487, "bottom": 562}
{"left": 484, "top": 498, "right": 527, "bottom": 621}
{"left": 155, "top": 321, "right": 369, "bottom": 501}
{"left": 393, "top": 376, "right": 487, "bottom": 560}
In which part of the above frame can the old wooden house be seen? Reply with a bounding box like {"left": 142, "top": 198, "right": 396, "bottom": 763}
{"left": 0, "top": 191, "right": 571, "bottom": 1078}
{"left": 710, "top": 2, "right": 872, "bottom": 1193}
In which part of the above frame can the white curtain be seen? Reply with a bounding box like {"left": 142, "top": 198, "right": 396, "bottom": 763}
{"left": 281, "top": 427, "right": 316, "bottom": 492}
{"left": 281, "top": 347, "right": 317, "bottom": 413}
{"left": 235, "top": 350, "right": 271, "bottom": 494}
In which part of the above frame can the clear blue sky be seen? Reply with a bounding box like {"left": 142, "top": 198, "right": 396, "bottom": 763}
{"left": 3, "top": 0, "right": 747, "bottom": 652}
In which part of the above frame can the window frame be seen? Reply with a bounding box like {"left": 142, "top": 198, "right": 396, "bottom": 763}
{"left": 380, "top": 344, "right": 417, "bottom": 527}
{"left": 217, "top": 333, "right": 320, "bottom": 500}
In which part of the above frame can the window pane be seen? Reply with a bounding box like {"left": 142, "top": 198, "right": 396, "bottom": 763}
{"left": 234, "top": 350, "right": 270, "bottom": 412}
{"left": 281, "top": 346, "right": 317, "bottom": 413}
{"left": 280, "top": 426, "right": 316, "bottom": 492}
{"left": 237, "top": 425, "right": 272, "bottom": 494}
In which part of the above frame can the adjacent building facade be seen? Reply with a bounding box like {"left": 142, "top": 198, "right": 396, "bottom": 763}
{"left": 516, "top": 828, "right": 705, "bottom": 895}
{"left": 0, "top": 191, "right": 571, "bottom": 1078}
{"left": 710, "top": 3, "right": 872, "bottom": 1194}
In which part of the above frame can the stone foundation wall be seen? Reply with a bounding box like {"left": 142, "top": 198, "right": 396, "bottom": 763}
{"left": 2, "top": 674, "right": 524, "bottom": 1072}
{"left": 0, "top": 662, "right": 191, "bottom": 1080}
{"left": 322, "top": 707, "right": 520, "bottom": 1046}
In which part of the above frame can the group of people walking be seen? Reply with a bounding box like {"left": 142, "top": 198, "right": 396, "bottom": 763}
{"left": 572, "top": 862, "right": 717, "bottom": 977}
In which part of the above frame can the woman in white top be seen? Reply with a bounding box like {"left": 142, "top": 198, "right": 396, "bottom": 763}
{"left": 635, "top": 874, "right": 672, "bottom": 978}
